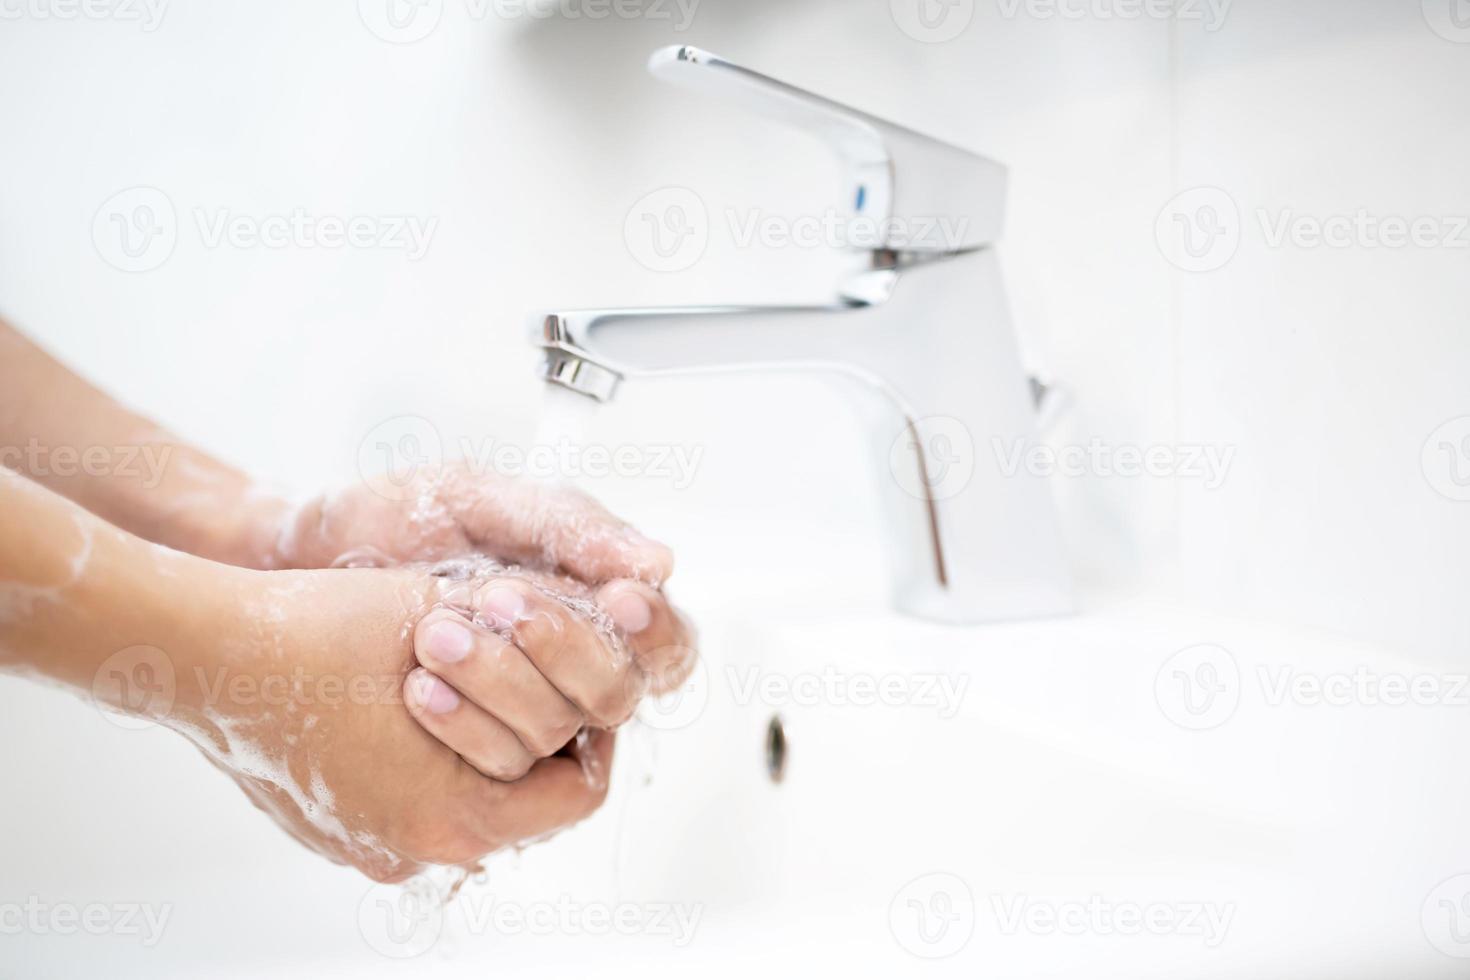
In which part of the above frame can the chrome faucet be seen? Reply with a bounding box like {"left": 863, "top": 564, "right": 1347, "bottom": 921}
{"left": 535, "top": 46, "right": 1072, "bottom": 623}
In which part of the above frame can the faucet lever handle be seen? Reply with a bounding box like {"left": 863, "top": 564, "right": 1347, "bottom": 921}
{"left": 648, "top": 45, "right": 1005, "bottom": 254}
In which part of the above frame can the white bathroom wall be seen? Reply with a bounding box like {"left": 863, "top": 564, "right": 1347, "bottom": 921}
{"left": 0, "top": 0, "right": 1180, "bottom": 606}
{"left": 1170, "top": 1, "right": 1470, "bottom": 665}
{"left": 5, "top": 4, "right": 1461, "bottom": 647}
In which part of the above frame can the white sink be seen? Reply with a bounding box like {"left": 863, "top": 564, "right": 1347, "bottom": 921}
{"left": 325, "top": 596, "right": 1470, "bottom": 978}
{"left": 17, "top": 596, "right": 1464, "bottom": 979}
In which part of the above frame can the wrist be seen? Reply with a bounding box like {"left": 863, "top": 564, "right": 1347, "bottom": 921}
{"left": 0, "top": 500, "right": 242, "bottom": 720}
{"left": 191, "top": 488, "right": 297, "bottom": 570}
{"left": 167, "top": 564, "right": 434, "bottom": 725}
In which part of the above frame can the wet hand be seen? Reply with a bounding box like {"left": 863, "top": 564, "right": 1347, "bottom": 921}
{"left": 405, "top": 569, "right": 698, "bottom": 781}
{"left": 172, "top": 564, "right": 618, "bottom": 883}
{"left": 262, "top": 464, "right": 675, "bottom": 585}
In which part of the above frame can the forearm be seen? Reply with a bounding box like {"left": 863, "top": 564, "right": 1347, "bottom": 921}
{"left": 0, "top": 467, "right": 230, "bottom": 705}
{"left": 0, "top": 321, "right": 290, "bottom": 567}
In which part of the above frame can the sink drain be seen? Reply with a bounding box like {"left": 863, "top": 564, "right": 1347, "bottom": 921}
{"left": 765, "top": 715, "right": 787, "bottom": 784}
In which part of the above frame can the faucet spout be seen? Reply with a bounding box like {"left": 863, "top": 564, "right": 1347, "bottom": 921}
{"left": 532, "top": 47, "right": 1072, "bottom": 622}
{"left": 536, "top": 250, "right": 1074, "bottom": 623}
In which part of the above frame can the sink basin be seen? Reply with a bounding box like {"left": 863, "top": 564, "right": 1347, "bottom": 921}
{"left": 333, "top": 596, "right": 1470, "bottom": 978}
{"left": 16, "top": 596, "right": 1463, "bottom": 979}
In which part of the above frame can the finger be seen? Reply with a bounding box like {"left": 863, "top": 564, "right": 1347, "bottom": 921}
{"left": 402, "top": 668, "right": 537, "bottom": 782}
{"left": 474, "top": 578, "right": 641, "bottom": 728}
{"left": 596, "top": 580, "right": 698, "bottom": 695}
{"left": 447, "top": 471, "right": 674, "bottom": 586}
{"left": 414, "top": 609, "right": 585, "bottom": 758}
{"left": 475, "top": 729, "right": 617, "bottom": 846}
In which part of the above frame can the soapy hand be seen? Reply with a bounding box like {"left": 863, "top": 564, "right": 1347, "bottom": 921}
{"left": 0, "top": 319, "right": 698, "bottom": 882}
{"left": 175, "top": 563, "right": 622, "bottom": 883}
{"left": 406, "top": 561, "right": 698, "bottom": 780}
{"left": 0, "top": 471, "right": 626, "bottom": 883}
{"left": 260, "top": 464, "right": 675, "bottom": 586}
{"left": 252, "top": 465, "right": 701, "bottom": 722}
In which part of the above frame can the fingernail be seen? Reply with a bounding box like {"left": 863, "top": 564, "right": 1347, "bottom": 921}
{"left": 649, "top": 542, "right": 675, "bottom": 579}
{"left": 606, "top": 591, "right": 652, "bottom": 635}
{"left": 631, "top": 536, "right": 675, "bottom": 583}
{"left": 480, "top": 586, "right": 527, "bottom": 629}
{"left": 425, "top": 620, "right": 474, "bottom": 664}
{"left": 411, "top": 671, "right": 460, "bottom": 715}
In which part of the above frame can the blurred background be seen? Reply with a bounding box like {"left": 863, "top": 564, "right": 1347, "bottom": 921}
{"left": 1, "top": 0, "right": 1468, "bottom": 975}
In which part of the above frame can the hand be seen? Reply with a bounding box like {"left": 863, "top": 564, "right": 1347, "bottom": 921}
{"left": 255, "top": 467, "right": 702, "bottom": 734}
{"left": 255, "top": 465, "right": 701, "bottom": 719}
{"left": 170, "top": 563, "right": 617, "bottom": 882}
{"left": 257, "top": 464, "right": 675, "bottom": 586}
{"left": 405, "top": 565, "right": 699, "bottom": 780}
